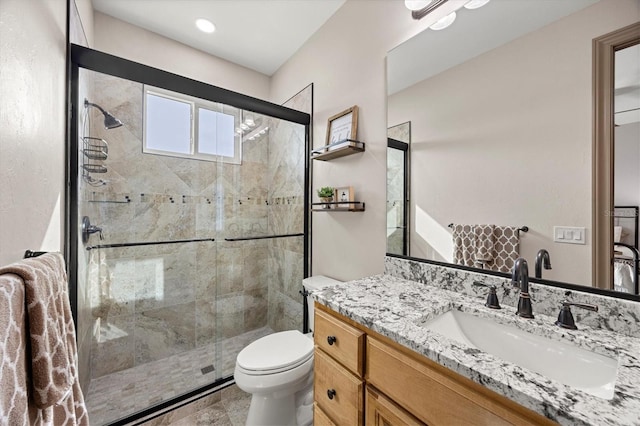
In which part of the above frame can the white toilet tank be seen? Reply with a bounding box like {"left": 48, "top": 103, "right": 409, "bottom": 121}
{"left": 302, "top": 275, "right": 342, "bottom": 333}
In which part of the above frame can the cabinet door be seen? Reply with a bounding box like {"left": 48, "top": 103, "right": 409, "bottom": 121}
{"left": 315, "top": 348, "right": 364, "bottom": 425}
{"left": 366, "top": 337, "right": 553, "bottom": 426}
{"left": 314, "top": 403, "right": 337, "bottom": 426}
{"left": 365, "top": 386, "right": 425, "bottom": 426}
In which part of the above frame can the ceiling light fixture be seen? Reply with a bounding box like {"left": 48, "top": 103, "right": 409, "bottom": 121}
{"left": 195, "top": 18, "right": 215, "bottom": 33}
{"left": 430, "top": 11, "right": 456, "bottom": 30}
{"left": 407, "top": 0, "right": 448, "bottom": 20}
{"left": 404, "top": 0, "right": 432, "bottom": 11}
{"left": 464, "top": 0, "right": 490, "bottom": 9}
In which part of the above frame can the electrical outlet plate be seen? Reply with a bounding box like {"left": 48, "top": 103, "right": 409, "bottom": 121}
{"left": 553, "top": 226, "right": 586, "bottom": 245}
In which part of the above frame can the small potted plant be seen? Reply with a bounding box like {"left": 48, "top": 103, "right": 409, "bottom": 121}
{"left": 317, "top": 186, "right": 335, "bottom": 209}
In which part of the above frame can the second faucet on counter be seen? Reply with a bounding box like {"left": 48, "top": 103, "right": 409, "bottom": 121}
{"left": 512, "top": 257, "right": 534, "bottom": 319}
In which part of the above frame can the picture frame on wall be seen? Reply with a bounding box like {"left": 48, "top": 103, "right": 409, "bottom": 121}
{"left": 326, "top": 106, "right": 359, "bottom": 150}
{"left": 335, "top": 186, "right": 354, "bottom": 209}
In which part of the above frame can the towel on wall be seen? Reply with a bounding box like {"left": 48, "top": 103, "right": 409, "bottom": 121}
{"left": 452, "top": 224, "right": 475, "bottom": 268}
{"left": 614, "top": 259, "right": 635, "bottom": 293}
{"left": 0, "top": 253, "right": 89, "bottom": 425}
{"left": 491, "top": 226, "right": 521, "bottom": 272}
{"left": 452, "top": 224, "right": 521, "bottom": 273}
{"left": 473, "top": 225, "right": 495, "bottom": 267}
{"left": 1, "top": 273, "right": 38, "bottom": 425}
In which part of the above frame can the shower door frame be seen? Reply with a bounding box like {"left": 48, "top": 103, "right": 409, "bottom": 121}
{"left": 66, "top": 44, "right": 311, "bottom": 424}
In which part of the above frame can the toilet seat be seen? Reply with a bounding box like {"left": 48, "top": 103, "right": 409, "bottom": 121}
{"left": 236, "top": 330, "right": 314, "bottom": 376}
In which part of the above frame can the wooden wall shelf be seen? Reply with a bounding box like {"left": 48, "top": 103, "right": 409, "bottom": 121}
{"left": 311, "top": 139, "right": 365, "bottom": 161}
{"left": 312, "top": 201, "right": 365, "bottom": 212}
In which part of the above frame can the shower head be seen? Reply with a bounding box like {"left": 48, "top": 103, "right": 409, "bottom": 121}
{"left": 84, "top": 99, "right": 123, "bottom": 129}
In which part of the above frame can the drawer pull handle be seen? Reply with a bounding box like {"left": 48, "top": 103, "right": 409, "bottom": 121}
{"left": 327, "top": 335, "right": 337, "bottom": 345}
{"left": 327, "top": 389, "right": 336, "bottom": 400}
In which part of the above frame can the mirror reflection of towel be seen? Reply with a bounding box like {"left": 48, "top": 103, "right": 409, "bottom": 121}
{"left": 614, "top": 260, "right": 634, "bottom": 293}
{"left": 452, "top": 224, "right": 475, "bottom": 268}
{"left": 474, "top": 225, "right": 495, "bottom": 268}
{"left": 452, "top": 224, "right": 520, "bottom": 273}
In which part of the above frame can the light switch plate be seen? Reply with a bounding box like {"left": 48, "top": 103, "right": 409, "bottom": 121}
{"left": 554, "top": 226, "right": 586, "bottom": 244}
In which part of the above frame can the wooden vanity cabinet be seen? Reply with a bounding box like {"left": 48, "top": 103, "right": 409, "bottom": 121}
{"left": 314, "top": 308, "right": 365, "bottom": 425}
{"left": 313, "top": 303, "right": 557, "bottom": 426}
{"left": 365, "top": 386, "right": 424, "bottom": 426}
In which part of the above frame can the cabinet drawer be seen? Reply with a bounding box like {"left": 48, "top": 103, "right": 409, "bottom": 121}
{"left": 366, "top": 337, "right": 554, "bottom": 426}
{"left": 315, "top": 307, "right": 365, "bottom": 376}
{"left": 314, "top": 348, "right": 364, "bottom": 425}
{"left": 314, "top": 402, "right": 337, "bottom": 426}
{"left": 365, "top": 386, "right": 425, "bottom": 426}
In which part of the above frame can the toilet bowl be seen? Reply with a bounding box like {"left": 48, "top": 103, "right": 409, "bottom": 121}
{"left": 234, "top": 275, "right": 342, "bottom": 426}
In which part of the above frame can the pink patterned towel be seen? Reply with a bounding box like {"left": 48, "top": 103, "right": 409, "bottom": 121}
{"left": 0, "top": 253, "right": 88, "bottom": 425}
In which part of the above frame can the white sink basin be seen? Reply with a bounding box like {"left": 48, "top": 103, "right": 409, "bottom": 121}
{"left": 420, "top": 309, "right": 618, "bottom": 399}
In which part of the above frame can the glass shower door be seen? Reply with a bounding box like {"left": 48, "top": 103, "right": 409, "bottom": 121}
{"left": 72, "top": 58, "right": 309, "bottom": 425}
{"left": 75, "top": 68, "right": 224, "bottom": 424}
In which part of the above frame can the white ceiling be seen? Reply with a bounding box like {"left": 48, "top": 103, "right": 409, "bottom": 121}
{"left": 91, "top": 0, "right": 346, "bottom": 76}
{"left": 387, "top": 0, "right": 599, "bottom": 95}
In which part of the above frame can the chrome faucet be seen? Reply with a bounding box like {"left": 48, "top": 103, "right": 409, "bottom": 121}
{"left": 535, "top": 249, "right": 552, "bottom": 279}
{"left": 511, "top": 257, "right": 534, "bottom": 318}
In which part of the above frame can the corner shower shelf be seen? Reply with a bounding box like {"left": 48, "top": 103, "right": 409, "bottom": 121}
{"left": 311, "top": 139, "right": 365, "bottom": 161}
{"left": 311, "top": 201, "right": 365, "bottom": 212}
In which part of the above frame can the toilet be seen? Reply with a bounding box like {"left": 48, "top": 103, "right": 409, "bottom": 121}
{"left": 234, "top": 275, "right": 342, "bottom": 426}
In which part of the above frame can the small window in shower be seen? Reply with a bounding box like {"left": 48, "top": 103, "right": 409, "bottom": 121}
{"left": 198, "top": 108, "right": 235, "bottom": 158}
{"left": 143, "top": 86, "right": 241, "bottom": 164}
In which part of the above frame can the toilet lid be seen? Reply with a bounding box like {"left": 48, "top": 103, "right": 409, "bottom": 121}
{"left": 237, "top": 330, "right": 314, "bottom": 374}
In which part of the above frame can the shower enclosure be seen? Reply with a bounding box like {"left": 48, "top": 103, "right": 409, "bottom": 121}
{"left": 68, "top": 46, "right": 310, "bottom": 425}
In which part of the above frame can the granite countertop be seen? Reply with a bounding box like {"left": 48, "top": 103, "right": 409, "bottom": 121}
{"left": 312, "top": 274, "right": 640, "bottom": 426}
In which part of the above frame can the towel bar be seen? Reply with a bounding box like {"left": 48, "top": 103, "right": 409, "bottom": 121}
{"left": 448, "top": 224, "right": 529, "bottom": 233}
{"left": 24, "top": 250, "right": 47, "bottom": 258}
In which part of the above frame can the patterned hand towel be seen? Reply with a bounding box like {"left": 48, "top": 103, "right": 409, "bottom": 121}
{"left": 452, "top": 224, "right": 475, "bottom": 268}
{"left": 1, "top": 273, "right": 37, "bottom": 424}
{"left": 491, "top": 226, "right": 521, "bottom": 273}
{"left": 473, "top": 225, "right": 495, "bottom": 269}
{"left": 0, "top": 253, "right": 89, "bottom": 425}
{"left": 452, "top": 225, "right": 521, "bottom": 273}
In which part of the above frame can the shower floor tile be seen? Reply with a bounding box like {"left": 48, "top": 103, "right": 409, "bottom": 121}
{"left": 86, "top": 326, "right": 273, "bottom": 426}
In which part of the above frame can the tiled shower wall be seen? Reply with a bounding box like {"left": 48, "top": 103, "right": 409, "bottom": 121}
{"left": 78, "top": 70, "right": 307, "bottom": 381}
{"left": 267, "top": 85, "right": 311, "bottom": 332}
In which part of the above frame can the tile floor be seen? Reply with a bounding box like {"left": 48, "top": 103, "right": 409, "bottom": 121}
{"left": 86, "top": 327, "right": 272, "bottom": 425}
{"left": 139, "top": 384, "right": 251, "bottom": 426}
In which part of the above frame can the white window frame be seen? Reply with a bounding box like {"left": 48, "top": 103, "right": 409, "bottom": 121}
{"left": 142, "top": 85, "right": 242, "bottom": 164}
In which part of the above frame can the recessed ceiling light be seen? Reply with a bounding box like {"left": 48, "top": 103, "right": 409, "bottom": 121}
{"left": 464, "top": 0, "right": 490, "bottom": 9}
{"left": 195, "top": 18, "right": 215, "bottom": 34}
{"left": 430, "top": 11, "right": 456, "bottom": 30}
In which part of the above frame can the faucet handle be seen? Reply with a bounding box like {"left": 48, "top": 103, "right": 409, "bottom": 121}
{"left": 555, "top": 300, "right": 598, "bottom": 330}
{"left": 473, "top": 281, "right": 501, "bottom": 310}
{"left": 561, "top": 300, "right": 598, "bottom": 312}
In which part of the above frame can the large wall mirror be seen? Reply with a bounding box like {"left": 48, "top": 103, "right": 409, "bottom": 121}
{"left": 386, "top": 0, "right": 640, "bottom": 299}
